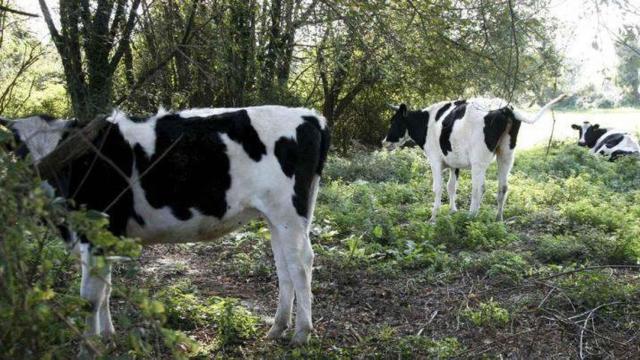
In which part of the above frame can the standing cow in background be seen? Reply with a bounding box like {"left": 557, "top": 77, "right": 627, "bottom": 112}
{"left": 571, "top": 121, "right": 640, "bottom": 161}
{"left": 383, "top": 95, "right": 566, "bottom": 222}
{"left": 1, "top": 106, "right": 330, "bottom": 346}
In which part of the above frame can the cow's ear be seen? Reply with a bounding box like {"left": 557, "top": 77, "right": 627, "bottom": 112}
{"left": 399, "top": 104, "right": 408, "bottom": 117}
{"left": 571, "top": 124, "right": 581, "bottom": 130}
{"left": 592, "top": 124, "right": 599, "bottom": 130}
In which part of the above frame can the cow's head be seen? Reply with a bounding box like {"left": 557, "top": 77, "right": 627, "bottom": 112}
{"left": 571, "top": 121, "right": 605, "bottom": 148}
{"left": 1, "top": 115, "right": 77, "bottom": 161}
{"left": 382, "top": 104, "right": 411, "bottom": 150}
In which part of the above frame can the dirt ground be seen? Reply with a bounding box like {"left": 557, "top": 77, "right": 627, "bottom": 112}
{"left": 131, "top": 241, "right": 640, "bottom": 359}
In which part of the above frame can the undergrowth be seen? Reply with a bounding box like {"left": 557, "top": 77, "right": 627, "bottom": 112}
{"left": 2, "top": 132, "right": 639, "bottom": 358}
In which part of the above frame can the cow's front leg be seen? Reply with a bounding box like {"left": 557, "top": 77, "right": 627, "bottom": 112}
{"left": 79, "top": 244, "right": 112, "bottom": 338}
{"left": 98, "top": 267, "right": 115, "bottom": 337}
{"left": 430, "top": 164, "right": 444, "bottom": 222}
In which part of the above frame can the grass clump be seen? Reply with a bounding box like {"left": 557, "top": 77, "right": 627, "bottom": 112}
{"left": 557, "top": 270, "right": 640, "bottom": 310}
{"left": 463, "top": 299, "right": 511, "bottom": 328}
{"left": 156, "top": 281, "right": 258, "bottom": 348}
{"left": 462, "top": 250, "right": 531, "bottom": 283}
{"left": 432, "top": 211, "right": 518, "bottom": 251}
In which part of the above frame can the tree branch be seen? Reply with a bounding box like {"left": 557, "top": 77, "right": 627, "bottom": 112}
{"left": 0, "top": 5, "right": 39, "bottom": 17}
{"left": 114, "top": 0, "right": 200, "bottom": 105}
{"left": 109, "top": 0, "right": 142, "bottom": 72}
{"left": 38, "top": 0, "right": 62, "bottom": 48}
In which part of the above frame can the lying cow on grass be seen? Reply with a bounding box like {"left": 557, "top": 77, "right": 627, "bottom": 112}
{"left": 382, "top": 95, "right": 566, "bottom": 221}
{"left": 1, "top": 106, "right": 330, "bottom": 346}
{"left": 571, "top": 121, "right": 640, "bottom": 161}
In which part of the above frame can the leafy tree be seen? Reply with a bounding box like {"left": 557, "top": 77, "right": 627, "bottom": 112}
{"left": 38, "top": 0, "right": 142, "bottom": 121}
{"left": 615, "top": 26, "right": 640, "bottom": 106}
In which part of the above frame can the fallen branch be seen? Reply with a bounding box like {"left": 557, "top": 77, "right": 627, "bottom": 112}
{"left": 579, "top": 302, "right": 622, "bottom": 359}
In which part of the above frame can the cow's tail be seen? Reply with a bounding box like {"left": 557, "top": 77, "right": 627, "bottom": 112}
{"left": 511, "top": 94, "right": 567, "bottom": 124}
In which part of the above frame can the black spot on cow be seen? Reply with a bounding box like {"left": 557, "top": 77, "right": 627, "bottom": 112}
{"left": 134, "top": 112, "right": 246, "bottom": 221}
{"left": 454, "top": 99, "right": 467, "bottom": 106}
{"left": 275, "top": 116, "right": 330, "bottom": 217}
{"left": 593, "top": 133, "right": 624, "bottom": 154}
{"left": 218, "top": 110, "right": 267, "bottom": 161}
{"left": 439, "top": 103, "right": 467, "bottom": 155}
{"left": 482, "top": 109, "right": 508, "bottom": 152}
{"left": 482, "top": 107, "right": 521, "bottom": 152}
{"left": 67, "top": 122, "right": 136, "bottom": 236}
{"left": 302, "top": 116, "right": 330, "bottom": 175}
{"left": 583, "top": 124, "right": 607, "bottom": 148}
{"left": 610, "top": 150, "right": 636, "bottom": 161}
{"left": 435, "top": 103, "right": 452, "bottom": 122}
{"left": 38, "top": 114, "right": 57, "bottom": 123}
{"left": 509, "top": 117, "right": 521, "bottom": 149}
{"left": 275, "top": 137, "right": 297, "bottom": 177}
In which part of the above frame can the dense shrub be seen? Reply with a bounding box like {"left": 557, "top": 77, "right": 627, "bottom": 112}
{"left": 0, "top": 133, "right": 197, "bottom": 358}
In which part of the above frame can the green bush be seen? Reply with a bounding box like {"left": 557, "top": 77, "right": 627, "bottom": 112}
{"left": 0, "top": 134, "right": 197, "bottom": 359}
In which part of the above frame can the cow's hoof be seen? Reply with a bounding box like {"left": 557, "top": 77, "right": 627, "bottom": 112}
{"left": 266, "top": 323, "right": 287, "bottom": 340}
{"left": 290, "top": 330, "right": 311, "bottom": 346}
{"left": 101, "top": 328, "right": 115, "bottom": 339}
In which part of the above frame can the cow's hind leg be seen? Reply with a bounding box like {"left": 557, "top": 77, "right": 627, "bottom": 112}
{"left": 265, "top": 213, "right": 314, "bottom": 346}
{"left": 283, "top": 224, "right": 314, "bottom": 345}
{"left": 265, "top": 222, "right": 295, "bottom": 339}
{"left": 469, "top": 165, "right": 488, "bottom": 216}
{"left": 447, "top": 168, "right": 459, "bottom": 213}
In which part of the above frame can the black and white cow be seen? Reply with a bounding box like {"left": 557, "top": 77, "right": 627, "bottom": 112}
{"left": 383, "top": 95, "right": 566, "bottom": 221}
{"left": 571, "top": 121, "right": 640, "bottom": 161}
{"left": 1, "top": 106, "right": 330, "bottom": 346}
